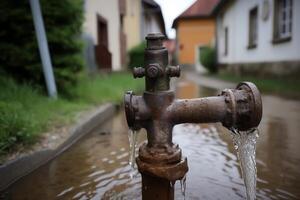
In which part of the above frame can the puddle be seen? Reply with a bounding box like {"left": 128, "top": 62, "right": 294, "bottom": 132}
{"left": 176, "top": 80, "right": 217, "bottom": 98}
{"left": 2, "top": 80, "right": 300, "bottom": 200}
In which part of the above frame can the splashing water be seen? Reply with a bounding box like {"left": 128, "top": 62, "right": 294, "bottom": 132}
{"left": 128, "top": 129, "right": 138, "bottom": 169}
{"left": 230, "top": 128, "right": 259, "bottom": 200}
{"left": 180, "top": 174, "right": 187, "bottom": 200}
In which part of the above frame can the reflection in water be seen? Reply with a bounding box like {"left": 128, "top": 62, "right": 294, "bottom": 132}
{"left": 255, "top": 95, "right": 300, "bottom": 199}
{"left": 176, "top": 80, "right": 217, "bottom": 98}
{"left": 173, "top": 124, "right": 246, "bottom": 199}
{"left": 4, "top": 112, "right": 146, "bottom": 200}
{"left": 3, "top": 80, "right": 300, "bottom": 200}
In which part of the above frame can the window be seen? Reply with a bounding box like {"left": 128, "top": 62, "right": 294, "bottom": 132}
{"left": 224, "top": 27, "right": 228, "bottom": 55}
{"left": 273, "top": 0, "right": 292, "bottom": 43}
{"left": 248, "top": 7, "right": 258, "bottom": 48}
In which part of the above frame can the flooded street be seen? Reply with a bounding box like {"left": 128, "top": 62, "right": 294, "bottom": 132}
{"left": 2, "top": 79, "right": 300, "bottom": 200}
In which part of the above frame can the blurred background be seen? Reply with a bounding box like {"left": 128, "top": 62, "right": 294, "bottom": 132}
{"left": 0, "top": 0, "right": 300, "bottom": 199}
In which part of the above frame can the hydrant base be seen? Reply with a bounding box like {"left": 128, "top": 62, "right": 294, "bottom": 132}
{"left": 137, "top": 156, "right": 188, "bottom": 181}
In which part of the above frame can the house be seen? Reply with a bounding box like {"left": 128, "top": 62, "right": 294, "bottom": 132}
{"left": 215, "top": 0, "right": 300, "bottom": 77}
{"left": 124, "top": 0, "right": 166, "bottom": 50}
{"left": 163, "top": 39, "right": 176, "bottom": 65}
{"left": 82, "top": 0, "right": 126, "bottom": 71}
{"left": 140, "top": 0, "right": 166, "bottom": 40}
{"left": 172, "top": 0, "right": 220, "bottom": 71}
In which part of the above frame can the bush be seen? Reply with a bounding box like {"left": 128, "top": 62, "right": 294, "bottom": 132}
{"left": 0, "top": 0, "right": 84, "bottom": 95}
{"left": 128, "top": 42, "right": 146, "bottom": 69}
{"left": 200, "top": 46, "right": 217, "bottom": 73}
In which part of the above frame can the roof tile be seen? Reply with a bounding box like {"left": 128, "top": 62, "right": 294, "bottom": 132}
{"left": 180, "top": 0, "right": 220, "bottom": 17}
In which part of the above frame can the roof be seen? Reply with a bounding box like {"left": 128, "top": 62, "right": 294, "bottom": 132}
{"left": 212, "top": 0, "right": 232, "bottom": 15}
{"left": 163, "top": 39, "right": 176, "bottom": 53}
{"left": 143, "top": 0, "right": 159, "bottom": 7}
{"left": 172, "top": 0, "right": 221, "bottom": 28}
{"left": 142, "top": 0, "right": 166, "bottom": 36}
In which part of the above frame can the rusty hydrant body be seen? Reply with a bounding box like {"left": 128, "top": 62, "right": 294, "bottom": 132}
{"left": 124, "top": 33, "right": 262, "bottom": 200}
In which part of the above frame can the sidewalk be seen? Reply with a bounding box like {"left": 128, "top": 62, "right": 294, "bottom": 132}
{"left": 184, "top": 72, "right": 235, "bottom": 90}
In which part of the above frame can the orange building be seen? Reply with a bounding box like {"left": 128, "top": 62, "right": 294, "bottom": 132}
{"left": 172, "top": 0, "right": 220, "bottom": 67}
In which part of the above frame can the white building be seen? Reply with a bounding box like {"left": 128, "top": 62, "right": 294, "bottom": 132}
{"left": 215, "top": 0, "right": 300, "bottom": 77}
{"left": 140, "top": 0, "right": 166, "bottom": 40}
{"left": 124, "top": 0, "right": 166, "bottom": 50}
{"left": 83, "top": 0, "right": 124, "bottom": 71}
{"left": 82, "top": 0, "right": 165, "bottom": 71}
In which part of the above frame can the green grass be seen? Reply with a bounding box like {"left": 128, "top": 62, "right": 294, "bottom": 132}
{"left": 208, "top": 72, "right": 300, "bottom": 98}
{"left": 0, "top": 72, "right": 143, "bottom": 155}
{"left": 72, "top": 72, "right": 143, "bottom": 104}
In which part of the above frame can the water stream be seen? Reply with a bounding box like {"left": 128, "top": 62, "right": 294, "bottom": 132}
{"left": 180, "top": 174, "right": 187, "bottom": 200}
{"left": 128, "top": 129, "right": 139, "bottom": 180}
{"left": 230, "top": 127, "right": 259, "bottom": 200}
{"left": 128, "top": 129, "right": 138, "bottom": 169}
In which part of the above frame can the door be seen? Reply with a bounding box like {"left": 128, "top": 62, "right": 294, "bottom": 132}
{"left": 195, "top": 45, "right": 206, "bottom": 73}
{"left": 95, "top": 14, "right": 112, "bottom": 70}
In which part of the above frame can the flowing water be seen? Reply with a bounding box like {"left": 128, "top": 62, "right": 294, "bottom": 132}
{"left": 230, "top": 128, "right": 259, "bottom": 200}
{"left": 128, "top": 129, "right": 139, "bottom": 179}
{"left": 2, "top": 79, "right": 300, "bottom": 199}
{"left": 180, "top": 174, "right": 187, "bottom": 200}
{"left": 128, "top": 129, "right": 138, "bottom": 169}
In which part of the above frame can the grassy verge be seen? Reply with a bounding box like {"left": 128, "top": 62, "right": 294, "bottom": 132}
{"left": 0, "top": 72, "right": 143, "bottom": 155}
{"left": 208, "top": 72, "right": 300, "bottom": 98}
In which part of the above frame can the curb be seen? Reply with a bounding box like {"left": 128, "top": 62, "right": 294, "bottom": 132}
{"left": 0, "top": 103, "right": 116, "bottom": 191}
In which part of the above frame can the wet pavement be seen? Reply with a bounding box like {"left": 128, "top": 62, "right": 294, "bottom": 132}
{"left": 2, "top": 78, "right": 300, "bottom": 200}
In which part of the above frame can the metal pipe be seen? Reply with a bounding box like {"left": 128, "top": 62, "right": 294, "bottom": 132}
{"left": 141, "top": 174, "right": 174, "bottom": 200}
{"left": 124, "top": 33, "right": 262, "bottom": 200}
{"left": 168, "top": 96, "right": 227, "bottom": 125}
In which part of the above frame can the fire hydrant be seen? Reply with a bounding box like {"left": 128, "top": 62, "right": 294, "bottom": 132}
{"left": 124, "top": 33, "right": 262, "bottom": 200}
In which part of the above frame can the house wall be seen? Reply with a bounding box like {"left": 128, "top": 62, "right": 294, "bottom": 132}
{"left": 124, "top": 0, "right": 142, "bottom": 50}
{"left": 141, "top": 13, "right": 164, "bottom": 39}
{"left": 83, "top": 0, "right": 121, "bottom": 70}
{"left": 217, "top": 0, "right": 300, "bottom": 64}
{"left": 177, "top": 19, "right": 215, "bottom": 64}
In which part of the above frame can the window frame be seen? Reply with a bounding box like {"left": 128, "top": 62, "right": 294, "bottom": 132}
{"left": 248, "top": 6, "right": 258, "bottom": 49}
{"left": 224, "top": 27, "right": 228, "bottom": 56}
{"left": 273, "top": 0, "right": 293, "bottom": 44}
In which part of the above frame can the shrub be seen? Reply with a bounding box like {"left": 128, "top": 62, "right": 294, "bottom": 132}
{"left": 128, "top": 42, "right": 146, "bottom": 69}
{"left": 0, "top": 0, "right": 84, "bottom": 95}
{"left": 200, "top": 46, "right": 217, "bottom": 73}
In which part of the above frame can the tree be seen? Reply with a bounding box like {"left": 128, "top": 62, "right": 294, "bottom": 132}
{"left": 0, "top": 0, "right": 84, "bottom": 95}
